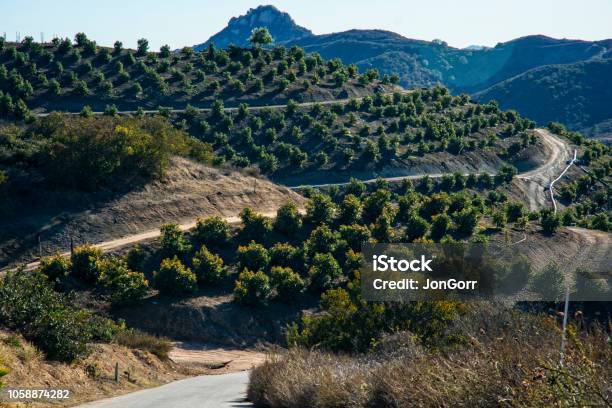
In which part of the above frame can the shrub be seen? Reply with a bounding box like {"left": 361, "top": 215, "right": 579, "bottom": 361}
{"left": 192, "top": 245, "right": 226, "bottom": 284}
{"left": 529, "top": 262, "right": 565, "bottom": 300}
{"left": 114, "top": 329, "right": 171, "bottom": 359}
{"left": 71, "top": 244, "right": 102, "bottom": 283}
{"left": 194, "top": 216, "right": 230, "bottom": 247}
{"left": 305, "top": 193, "right": 335, "bottom": 226}
{"left": 269, "top": 242, "right": 300, "bottom": 269}
{"left": 339, "top": 224, "right": 371, "bottom": 251}
{"left": 37, "top": 254, "right": 71, "bottom": 284}
{"left": 540, "top": 208, "right": 561, "bottom": 234}
{"left": 274, "top": 202, "right": 302, "bottom": 236}
{"left": 98, "top": 257, "right": 149, "bottom": 306}
{"left": 159, "top": 223, "right": 191, "bottom": 258}
{"left": 0, "top": 271, "right": 92, "bottom": 361}
{"left": 234, "top": 269, "right": 272, "bottom": 305}
{"left": 155, "top": 257, "right": 197, "bottom": 296}
{"left": 125, "top": 245, "right": 147, "bottom": 271}
{"left": 404, "top": 212, "right": 430, "bottom": 242}
{"left": 430, "top": 214, "right": 451, "bottom": 241}
{"left": 237, "top": 241, "right": 269, "bottom": 272}
{"left": 308, "top": 253, "right": 342, "bottom": 291}
{"left": 238, "top": 207, "right": 273, "bottom": 243}
{"left": 270, "top": 266, "right": 305, "bottom": 302}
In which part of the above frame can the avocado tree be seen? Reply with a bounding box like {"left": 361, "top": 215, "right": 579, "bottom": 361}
{"left": 249, "top": 27, "right": 273, "bottom": 48}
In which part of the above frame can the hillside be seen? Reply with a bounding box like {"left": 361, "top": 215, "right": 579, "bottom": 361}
{"left": 196, "top": 7, "right": 612, "bottom": 93}
{"left": 0, "top": 32, "right": 381, "bottom": 116}
{"left": 0, "top": 153, "right": 304, "bottom": 267}
{"left": 474, "top": 58, "right": 612, "bottom": 140}
{"left": 195, "top": 6, "right": 612, "bottom": 137}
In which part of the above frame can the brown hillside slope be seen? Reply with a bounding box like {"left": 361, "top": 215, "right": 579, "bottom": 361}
{"left": 0, "top": 157, "right": 304, "bottom": 267}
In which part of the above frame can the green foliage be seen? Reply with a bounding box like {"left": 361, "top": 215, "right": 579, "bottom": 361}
{"left": 155, "top": 257, "right": 198, "bottom": 296}
{"left": 37, "top": 254, "right": 71, "bottom": 285}
{"left": 97, "top": 257, "right": 149, "bottom": 306}
{"left": 249, "top": 27, "right": 274, "bottom": 48}
{"left": 529, "top": 262, "right": 565, "bottom": 300}
{"left": 36, "top": 115, "right": 212, "bottom": 190}
{"left": 540, "top": 208, "right": 561, "bottom": 234}
{"left": 125, "top": 245, "right": 147, "bottom": 271}
{"left": 71, "top": 244, "right": 102, "bottom": 283}
{"left": 239, "top": 207, "right": 272, "bottom": 242}
{"left": 159, "top": 223, "right": 191, "bottom": 258}
{"left": 287, "top": 284, "right": 464, "bottom": 352}
{"left": 237, "top": 241, "right": 270, "bottom": 272}
{"left": 192, "top": 245, "right": 226, "bottom": 284}
{"left": 274, "top": 202, "right": 302, "bottom": 236}
{"left": 194, "top": 216, "right": 231, "bottom": 248}
{"left": 308, "top": 253, "right": 342, "bottom": 291}
{"left": 305, "top": 193, "right": 336, "bottom": 226}
{"left": 0, "top": 271, "right": 93, "bottom": 361}
{"left": 233, "top": 269, "right": 272, "bottom": 305}
{"left": 270, "top": 266, "right": 305, "bottom": 302}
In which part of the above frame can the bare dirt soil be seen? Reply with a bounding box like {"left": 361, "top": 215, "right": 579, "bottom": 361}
{"left": 169, "top": 342, "right": 266, "bottom": 373}
{"left": 0, "top": 157, "right": 304, "bottom": 267}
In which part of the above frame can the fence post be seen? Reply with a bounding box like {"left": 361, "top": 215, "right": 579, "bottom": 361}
{"left": 114, "top": 362, "right": 119, "bottom": 382}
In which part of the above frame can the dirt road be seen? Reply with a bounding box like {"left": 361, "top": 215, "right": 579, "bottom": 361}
{"left": 7, "top": 129, "right": 569, "bottom": 272}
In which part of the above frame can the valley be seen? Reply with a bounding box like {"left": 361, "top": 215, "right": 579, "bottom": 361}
{"left": 0, "top": 7, "right": 610, "bottom": 408}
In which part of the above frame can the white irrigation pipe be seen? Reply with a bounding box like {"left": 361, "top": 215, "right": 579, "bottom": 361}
{"left": 549, "top": 149, "right": 577, "bottom": 214}
{"left": 549, "top": 149, "right": 577, "bottom": 366}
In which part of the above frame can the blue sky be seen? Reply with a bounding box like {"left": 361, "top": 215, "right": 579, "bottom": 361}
{"left": 2, "top": 0, "right": 611, "bottom": 49}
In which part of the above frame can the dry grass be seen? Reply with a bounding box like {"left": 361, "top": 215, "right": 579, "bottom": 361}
{"left": 248, "top": 304, "right": 611, "bottom": 407}
{"left": 114, "top": 329, "right": 172, "bottom": 360}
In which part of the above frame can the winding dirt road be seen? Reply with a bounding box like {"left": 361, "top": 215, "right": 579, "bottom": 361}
{"left": 6, "top": 128, "right": 571, "bottom": 273}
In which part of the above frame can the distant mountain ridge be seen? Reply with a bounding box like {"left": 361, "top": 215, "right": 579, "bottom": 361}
{"left": 194, "top": 5, "right": 612, "bottom": 138}
{"left": 473, "top": 58, "right": 612, "bottom": 142}
{"left": 194, "top": 5, "right": 312, "bottom": 50}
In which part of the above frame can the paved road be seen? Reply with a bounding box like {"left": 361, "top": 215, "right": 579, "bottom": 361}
{"left": 76, "top": 371, "right": 252, "bottom": 408}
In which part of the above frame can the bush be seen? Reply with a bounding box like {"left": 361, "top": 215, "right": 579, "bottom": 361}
{"left": 305, "top": 193, "right": 335, "bottom": 226}
{"left": 194, "top": 216, "right": 231, "bottom": 247}
{"left": 234, "top": 269, "right": 272, "bottom": 305}
{"left": 192, "top": 245, "right": 226, "bottom": 284}
{"left": 155, "top": 257, "right": 198, "bottom": 296}
{"left": 237, "top": 241, "right": 269, "bottom": 272}
{"left": 71, "top": 244, "right": 102, "bottom": 283}
{"left": 98, "top": 257, "right": 149, "bottom": 306}
{"left": 37, "top": 115, "right": 210, "bottom": 191}
{"left": 270, "top": 266, "right": 305, "bottom": 302}
{"left": 274, "top": 202, "right": 302, "bottom": 236}
{"left": 308, "top": 253, "right": 342, "bottom": 291}
{"left": 159, "top": 223, "right": 191, "bottom": 258}
{"left": 37, "top": 254, "right": 71, "bottom": 284}
{"left": 529, "top": 262, "right": 565, "bottom": 300}
{"left": 239, "top": 207, "right": 272, "bottom": 242}
{"left": 540, "top": 208, "right": 561, "bottom": 234}
{"left": 125, "top": 245, "right": 146, "bottom": 271}
{"left": 0, "top": 271, "right": 92, "bottom": 361}
{"left": 114, "top": 328, "right": 171, "bottom": 359}
{"left": 269, "top": 242, "right": 300, "bottom": 269}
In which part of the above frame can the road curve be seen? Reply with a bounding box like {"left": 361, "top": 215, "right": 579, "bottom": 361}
{"left": 76, "top": 371, "right": 251, "bottom": 408}
{"left": 6, "top": 129, "right": 569, "bottom": 273}
{"left": 289, "top": 128, "right": 570, "bottom": 189}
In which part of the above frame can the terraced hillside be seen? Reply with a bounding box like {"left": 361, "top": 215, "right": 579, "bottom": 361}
{"left": 162, "top": 87, "right": 540, "bottom": 185}
{"left": 0, "top": 34, "right": 382, "bottom": 115}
